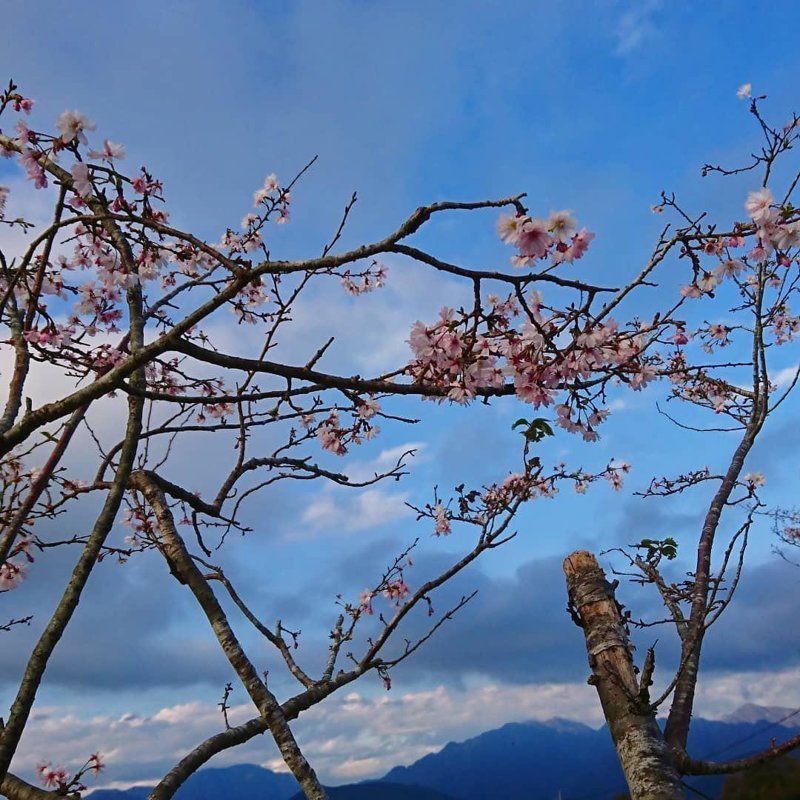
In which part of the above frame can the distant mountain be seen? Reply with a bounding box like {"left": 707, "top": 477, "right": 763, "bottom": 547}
{"left": 383, "top": 717, "right": 621, "bottom": 799}
{"left": 88, "top": 763, "right": 298, "bottom": 800}
{"left": 87, "top": 705, "right": 800, "bottom": 800}
{"left": 383, "top": 706, "right": 800, "bottom": 800}
{"left": 722, "top": 703, "right": 799, "bottom": 727}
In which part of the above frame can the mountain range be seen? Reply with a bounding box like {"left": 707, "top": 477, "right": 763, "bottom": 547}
{"left": 86, "top": 704, "right": 800, "bottom": 800}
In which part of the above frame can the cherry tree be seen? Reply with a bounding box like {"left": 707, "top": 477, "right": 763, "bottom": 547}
{"left": 563, "top": 86, "right": 800, "bottom": 799}
{"left": 0, "top": 77, "right": 795, "bottom": 800}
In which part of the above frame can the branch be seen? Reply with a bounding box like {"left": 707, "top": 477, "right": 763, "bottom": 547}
{"left": 0, "top": 397, "right": 144, "bottom": 780}
{"left": 680, "top": 731, "right": 800, "bottom": 775}
{"left": 129, "top": 471, "right": 327, "bottom": 800}
{"left": 0, "top": 772, "right": 79, "bottom": 800}
{"left": 173, "top": 339, "right": 515, "bottom": 399}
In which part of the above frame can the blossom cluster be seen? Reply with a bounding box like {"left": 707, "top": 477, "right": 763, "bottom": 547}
{"left": 407, "top": 293, "right": 658, "bottom": 441}
{"left": 0, "top": 535, "right": 34, "bottom": 591}
{"left": 340, "top": 259, "right": 387, "bottom": 296}
{"left": 36, "top": 752, "right": 104, "bottom": 791}
{"left": 496, "top": 209, "right": 595, "bottom": 267}
{"left": 305, "top": 404, "right": 381, "bottom": 456}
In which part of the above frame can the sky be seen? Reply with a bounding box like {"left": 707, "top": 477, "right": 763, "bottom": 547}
{"left": 2, "top": 0, "right": 800, "bottom": 790}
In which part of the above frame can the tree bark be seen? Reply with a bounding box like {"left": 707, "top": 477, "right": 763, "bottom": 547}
{"left": 563, "top": 551, "right": 685, "bottom": 800}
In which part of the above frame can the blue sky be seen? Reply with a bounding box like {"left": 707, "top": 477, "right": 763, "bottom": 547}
{"left": 3, "top": 0, "right": 800, "bottom": 788}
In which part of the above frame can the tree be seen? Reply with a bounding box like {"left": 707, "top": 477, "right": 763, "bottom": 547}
{"left": 0, "top": 77, "right": 797, "bottom": 800}
{"left": 563, "top": 87, "right": 800, "bottom": 799}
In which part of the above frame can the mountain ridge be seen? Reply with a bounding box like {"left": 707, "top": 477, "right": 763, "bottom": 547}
{"left": 85, "top": 704, "right": 800, "bottom": 800}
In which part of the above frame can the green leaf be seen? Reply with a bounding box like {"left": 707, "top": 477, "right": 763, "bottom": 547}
{"left": 514, "top": 417, "right": 555, "bottom": 444}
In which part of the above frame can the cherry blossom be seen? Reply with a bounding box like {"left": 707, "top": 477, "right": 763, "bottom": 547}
{"left": 358, "top": 590, "right": 373, "bottom": 615}
{"left": 55, "top": 109, "right": 95, "bottom": 145}
{"left": 743, "top": 471, "right": 765, "bottom": 488}
{"left": 382, "top": 579, "right": 410, "bottom": 605}
{"left": 433, "top": 503, "right": 451, "bottom": 536}
{"left": 70, "top": 162, "right": 92, "bottom": 197}
{"left": 0, "top": 560, "right": 25, "bottom": 591}
{"left": 745, "top": 187, "right": 777, "bottom": 225}
{"left": 548, "top": 209, "right": 577, "bottom": 243}
{"left": 88, "top": 139, "right": 126, "bottom": 160}
{"left": 37, "top": 763, "right": 69, "bottom": 789}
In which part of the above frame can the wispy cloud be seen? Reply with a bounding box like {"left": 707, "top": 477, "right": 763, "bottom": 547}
{"left": 299, "top": 486, "right": 413, "bottom": 537}
{"left": 772, "top": 364, "right": 799, "bottom": 389}
{"left": 614, "top": 0, "right": 662, "bottom": 55}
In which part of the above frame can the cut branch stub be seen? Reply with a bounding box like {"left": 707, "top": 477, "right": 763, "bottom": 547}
{"left": 563, "top": 550, "right": 685, "bottom": 800}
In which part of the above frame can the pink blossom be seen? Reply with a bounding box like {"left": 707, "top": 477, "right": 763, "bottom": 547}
{"left": 357, "top": 397, "right": 380, "bottom": 420}
{"left": 748, "top": 243, "right": 770, "bottom": 263}
{"left": 88, "top": 139, "right": 126, "bottom": 160}
{"left": 254, "top": 174, "right": 280, "bottom": 206}
{"left": 12, "top": 95, "right": 34, "bottom": 113}
{"left": 358, "top": 590, "right": 373, "bottom": 615}
{"left": 88, "top": 753, "right": 105, "bottom": 776}
{"left": 737, "top": 83, "right": 752, "bottom": 100}
{"left": 569, "top": 227, "right": 595, "bottom": 260}
{"left": 0, "top": 560, "right": 26, "bottom": 590}
{"left": 496, "top": 213, "right": 525, "bottom": 244}
{"left": 605, "top": 472, "right": 623, "bottom": 491}
{"left": 131, "top": 175, "right": 148, "bottom": 194}
{"left": 548, "top": 209, "right": 577, "bottom": 244}
{"left": 743, "top": 471, "right": 765, "bottom": 488}
{"left": 672, "top": 326, "right": 689, "bottom": 345}
{"left": 382, "top": 578, "right": 410, "bottom": 605}
{"left": 433, "top": 503, "right": 451, "bottom": 536}
{"left": 715, "top": 259, "right": 746, "bottom": 280}
{"left": 514, "top": 217, "right": 551, "bottom": 262}
{"left": 697, "top": 272, "right": 720, "bottom": 293}
{"left": 770, "top": 223, "right": 800, "bottom": 250}
{"left": 702, "top": 238, "right": 726, "bottom": 255}
{"left": 745, "top": 188, "right": 776, "bottom": 226}
{"left": 18, "top": 149, "right": 47, "bottom": 188}
{"left": 71, "top": 162, "right": 93, "bottom": 197}
{"left": 37, "top": 763, "right": 69, "bottom": 789}
{"left": 707, "top": 323, "right": 729, "bottom": 344}
{"left": 14, "top": 119, "right": 35, "bottom": 147}
{"left": 56, "top": 109, "right": 96, "bottom": 145}
{"left": 317, "top": 411, "right": 347, "bottom": 455}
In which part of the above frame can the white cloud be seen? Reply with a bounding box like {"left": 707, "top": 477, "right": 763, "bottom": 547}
{"left": 344, "top": 441, "right": 427, "bottom": 484}
{"left": 299, "top": 486, "right": 413, "bottom": 537}
{"left": 693, "top": 665, "right": 800, "bottom": 718}
{"left": 772, "top": 364, "right": 799, "bottom": 389}
{"left": 18, "top": 668, "right": 800, "bottom": 789}
{"left": 614, "top": 0, "right": 662, "bottom": 56}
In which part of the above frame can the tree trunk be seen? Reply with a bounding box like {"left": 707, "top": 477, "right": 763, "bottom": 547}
{"left": 563, "top": 551, "right": 685, "bottom": 800}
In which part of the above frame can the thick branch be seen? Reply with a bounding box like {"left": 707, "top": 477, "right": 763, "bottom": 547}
{"left": 564, "top": 550, "right": 685, "bottom": 800}
{"left": 680, "top": 730, "right": 800, "bottom": 775}
{"left": 0, "top": 772, "right": 78, "bottom": 800}
{"left": 130, "top": 471, "right": 327, "bottom": 800}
